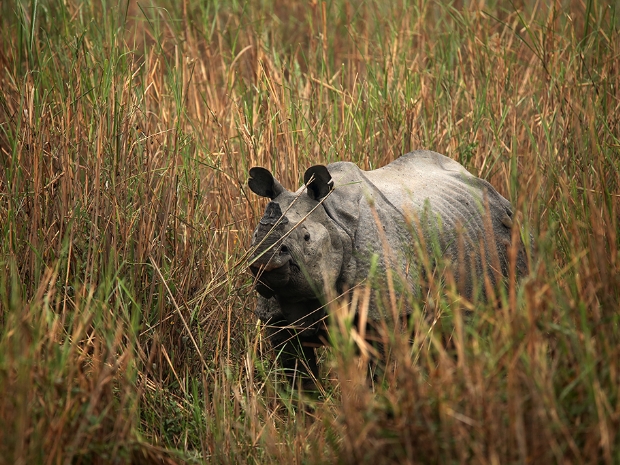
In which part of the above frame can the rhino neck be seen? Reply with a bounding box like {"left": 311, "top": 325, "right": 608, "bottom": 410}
{"left": 276, "top": 297, "right": 326, "bottom": 336}
{"left": 322, "top": 203, "right": 356, "bottom": 295}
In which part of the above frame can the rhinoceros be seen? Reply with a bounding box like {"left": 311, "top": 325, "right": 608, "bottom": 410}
{"left": 248, "top": 150, "right": 528, "bottom": 389}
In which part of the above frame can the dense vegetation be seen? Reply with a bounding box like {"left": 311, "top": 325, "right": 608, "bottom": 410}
{"left": 0, "top": 0, "right": 618, "bottom": 463}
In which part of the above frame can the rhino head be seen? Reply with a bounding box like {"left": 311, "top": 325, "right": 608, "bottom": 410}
{"left": 248, "top": 165, "right": 349, "bottom": 334}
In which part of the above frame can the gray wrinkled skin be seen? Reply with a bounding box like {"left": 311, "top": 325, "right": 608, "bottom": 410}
{"left": 248, "top": 150, "right": 529, "bottom": 388}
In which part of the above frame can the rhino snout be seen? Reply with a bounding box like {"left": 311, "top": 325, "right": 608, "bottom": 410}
{"left": 250, "top": 244, "right": 291, "bottom": 273}
{"left": 251, "top": 260, "right": 293, "bottom": 298}
{"left": 250, "top": 242, "right": 297, "bottom": 296}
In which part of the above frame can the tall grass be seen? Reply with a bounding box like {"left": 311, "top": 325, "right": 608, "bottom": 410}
{"left": 0, "top": 0, "right": 618, "bottom": 463}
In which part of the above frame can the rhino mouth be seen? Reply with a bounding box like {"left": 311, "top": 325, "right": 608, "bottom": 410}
{"left": 251, "top": 259, "right": 298, "bottom": 298}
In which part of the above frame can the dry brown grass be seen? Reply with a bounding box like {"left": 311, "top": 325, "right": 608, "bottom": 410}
{"left": 0, "top": 0, "right": 618, "bottom": 463}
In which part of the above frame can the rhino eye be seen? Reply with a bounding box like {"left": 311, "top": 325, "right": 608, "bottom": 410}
{"left": 304, "top": 233, "right": 311, "bottom": 241}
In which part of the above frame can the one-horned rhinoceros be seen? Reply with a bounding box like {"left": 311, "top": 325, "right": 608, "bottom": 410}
{"left": 247, "top": 150, "right": 528, "bottom": 389}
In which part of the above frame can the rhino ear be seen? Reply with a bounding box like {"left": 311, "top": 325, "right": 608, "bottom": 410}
{"left": 304, "top": 165, "right": 333, "bottom": 201}
{"left": 248, "top": 167, "right": 284, "bottom": 199}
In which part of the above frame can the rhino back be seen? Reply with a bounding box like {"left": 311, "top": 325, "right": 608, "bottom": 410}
{"left": 325, "top": 150, "right": 518, "bottom": 304}
{"left": 365, "top": 151, "right": 506, "bottom": 220}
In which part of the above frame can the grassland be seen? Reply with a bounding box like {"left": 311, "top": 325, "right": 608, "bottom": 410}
{"left": 0, "top": 0, "right": 619, "bottom": 463}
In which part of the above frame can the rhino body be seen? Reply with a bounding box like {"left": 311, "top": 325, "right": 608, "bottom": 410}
{"left": 248, "top": 150, "right": 528, "bottom": 388}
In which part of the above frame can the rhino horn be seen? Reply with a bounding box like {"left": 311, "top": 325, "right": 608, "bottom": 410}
{"left": 259, "top": 202, "right": 289, "bottom": 227}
